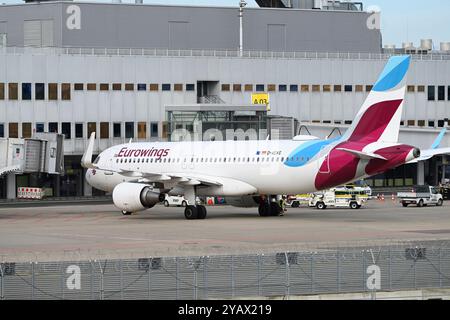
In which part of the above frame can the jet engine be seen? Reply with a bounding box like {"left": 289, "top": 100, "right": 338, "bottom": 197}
{"left": 112, "top": 182, "right": 165, "bottom": 213}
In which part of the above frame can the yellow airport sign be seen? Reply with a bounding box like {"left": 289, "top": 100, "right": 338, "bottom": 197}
{"left": 251, "top": 93, "right": 270, "bottom": 111}
{"left": 252, "top": 93, "right": 269, "bottom": 105}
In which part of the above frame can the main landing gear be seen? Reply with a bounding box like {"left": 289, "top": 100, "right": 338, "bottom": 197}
{"left": 184, "top": 205, "right": 207, "bottom": 220}
{"left": 183, "top": 186, "right": 207, "bottom": 220}
{"left": 258, "top": 196, "right": 284, "bottom": 217}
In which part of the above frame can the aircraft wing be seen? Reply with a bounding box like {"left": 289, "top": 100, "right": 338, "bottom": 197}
{"left": 407, "top": 147, "right": 450, "bottom": 164}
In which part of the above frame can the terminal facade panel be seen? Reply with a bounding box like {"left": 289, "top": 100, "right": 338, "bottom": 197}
{"left": 0, "top": 2, "right": 449, "bottom": 198}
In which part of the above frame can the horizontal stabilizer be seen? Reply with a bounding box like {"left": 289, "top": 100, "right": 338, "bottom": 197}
{"left": 336, "top": 148, "right": 387, "bottom": 161}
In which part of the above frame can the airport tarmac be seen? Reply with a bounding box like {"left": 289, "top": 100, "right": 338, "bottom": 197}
{"left": 1, "top": 201, "right": 450, "bottom": 262}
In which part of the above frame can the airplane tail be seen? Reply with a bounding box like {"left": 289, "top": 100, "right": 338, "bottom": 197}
{"left": 341, "top": 55, "right": 411, "bottom": 144}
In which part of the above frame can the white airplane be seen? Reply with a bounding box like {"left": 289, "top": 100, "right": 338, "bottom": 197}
{"left": 81, "top": 55, "right": 445, "bottom": 220}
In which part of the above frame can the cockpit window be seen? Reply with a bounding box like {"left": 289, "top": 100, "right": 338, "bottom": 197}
{"left": 93, "top": 156, "right": 101, "bottom": 164}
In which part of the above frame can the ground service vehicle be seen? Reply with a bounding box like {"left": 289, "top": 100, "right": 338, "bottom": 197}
{"left": 309, "top": 188, "right": 366, "bottom": 210}
{"left": 398, "top": 186, "right": 443, "bottom": 207}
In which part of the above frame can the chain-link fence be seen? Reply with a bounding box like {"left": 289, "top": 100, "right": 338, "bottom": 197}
{"left": 1, "top": 246, "right": 450, "bottom": 300}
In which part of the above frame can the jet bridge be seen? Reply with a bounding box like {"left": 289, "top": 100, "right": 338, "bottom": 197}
{"left": 0, "top": 133, "right": 64, "bottom": 199}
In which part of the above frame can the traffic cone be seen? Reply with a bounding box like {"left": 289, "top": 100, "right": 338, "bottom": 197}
{"left": 391, "top": 194, "right": 395, "bottom": 202}
{"left": 381, "top": 194, "right": 385, "bottom": 201}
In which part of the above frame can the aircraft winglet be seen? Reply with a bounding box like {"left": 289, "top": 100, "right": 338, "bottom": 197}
{"left": 431, "top": 128, "right": 447, "bottom": 149}
{"left": 81, "top": 132, "right": 96, "bottom": 169}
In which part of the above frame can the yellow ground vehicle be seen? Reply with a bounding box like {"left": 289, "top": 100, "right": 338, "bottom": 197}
{"left": 309, "top": 187, "right": 368, "bottom": 210}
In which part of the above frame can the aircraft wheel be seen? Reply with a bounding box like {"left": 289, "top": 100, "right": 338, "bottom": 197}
{"left": 196, "top": 205, "right": 207, "bottom": 219}
{"left": 402, "top": 202, "right": 408, "bottom": 207}
{"left": 184, "top": 205, "right": 198, "bottom": 220}
{"left": 258, "top": 204, "right": 270, "bottom": 217}
{"left": 122, "top": 211, "right": 132, "bottom": 216}
{"left": 164, "top": 200, "right": 170, "bottom": 207}
{"left": 182, "top": 201, "right": 188, "bottom": 207}
{"left": 270, "top": 202, "right": 283, "bottom": 216}
{"left": 437, "top": 199, "right": 443, "bottom": 207}
{"left": 417, "top": 200, "right": 424, "bottom": 208}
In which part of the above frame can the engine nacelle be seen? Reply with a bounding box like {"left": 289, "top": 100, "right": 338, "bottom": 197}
{"left": 112, "top": 182, "right": 164, "bottom": 213}
{"left": 226, "top": 196, "right": 260, "bottom": 208}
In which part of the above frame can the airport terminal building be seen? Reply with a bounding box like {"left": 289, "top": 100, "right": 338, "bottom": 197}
{"left": 0, "top": 0, "right": 449, "bottom": 198}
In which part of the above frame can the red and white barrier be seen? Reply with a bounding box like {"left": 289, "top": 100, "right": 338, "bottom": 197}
{"left": 17, "top": 187, "right": 45, "bottom": 200}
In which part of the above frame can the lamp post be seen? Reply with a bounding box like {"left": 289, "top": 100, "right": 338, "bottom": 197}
{"left": 239, "top": 0, "right": 247, "bottom": 57}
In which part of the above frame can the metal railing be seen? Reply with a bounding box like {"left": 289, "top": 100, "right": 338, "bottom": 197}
{"left": 2, "top": 46, "right": 450, "bottom": 61}
{"left": 1, "top": 244, "right": 450, "bottom": 300}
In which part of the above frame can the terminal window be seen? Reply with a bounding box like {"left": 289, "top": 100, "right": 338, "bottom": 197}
{"left": 438, "top": 120, "right": 445, "bottom": 127}
{"left": 100, "top": 84, "right": 110, "bottom": 91}
{"left": 125, "top": 122, "right": 134, "bottom": 139}
{"left": 290, "top": 85, "right": 298, "bottom": 92}
{"left": 162, "top": 84, "right": 171, "bottom": 91}
{"left": 256, "top": 84, "right": 265, "bottom": 92}
{"left": 0, "top": 123, "right": 3, "bottom": 138}
{"left": 62, "top": 123, "right": 71, "bottom": 139}
{"left": 22, "top": 123, "right": 32, "bottom": 138}
{"left": 268, "top": 84, "right": 276, "bottom": 92}
{"left": 74, "top": 83, "right": 84, "bottom": 91}
{"left": 174, "top": 84, "right": 183, "bottom": 91}
{"left": 366, "top": 85, "right": 373, "bottom": 92}
{"left": 87, "top": 122, "right": 96, "bottom": 137}
{"left": 150, "top": 84, "right": 159, "bottom": 91}
{"left": 323, "top": 85, "right": 331, "bottom": 92}
{"left": 125, "top": 84, "right": 134, "bottom": 91}
{"left": 75, "top": 123, "right": 83, "bottom": 138}
{"left": 35, "top": 83, "right": 45, "bottom": 100}
{"left": 438, "top": 86, "right": 445, "bottom": 101}
{"left": 151, "top": 122, "right": 158, "bottom": 138}
{"left": 138, "top": 122, "right": 147, "bottom": 139}
{"left": 87, "top": 83, "right": 97, "bottom": 91}
{"left": 428, "top": 121, "right": 435, "bottom": 127}
{"left": 448, "top": 86, "right": 450, "bottom": 100}
{"left": 301, "top": 85, "right": 309, "bottom": 92}
{"left": 312, "top": 85, "right": 320, "bottom": 92}
{"left": 0, "top": 83, "right": 4, "bottom": 100}
{"left": 244, "top": 84, "right": 253, "bottom": 92}
{"left": 100, "top": 122, "right": 109, "bottom": 139}
{"left": 186, "top": 84, "right": 195, "bottom": 91}
{"left": 221, "top": 84, "right": 230, "bottom": 92}
{"left": 9, "top": 123, "right": 18, "bottom": 138}
{"left": 22, "top": 83, "right": 32, "bottom": 100}
{"left": 428, "top": 86, "right": 435, "bottom": 100}
{"left": 49, "top": 122, "right": 58, "bottom": 133}
{"left": 334, "top": 85, "right": 342, "bottom": 92}
{"left": 48, "top": 83, "right": 58, "bottom": 100}
{"left": 407, "top": 85, "right": 415, "bottom": 93}
{"left": 137, "top": 84, "right": 147, "bottom": 91}
{"left": 36, "top": 123, "right": 44, "bottom": 133}
{"left": 113, "top": 123, "right": 121, "bottom": 138}
{"left": 233, "top": 84, "right": 241, "bottom": 92}
{"left": 8, "top": 83, "right": 18, "bottom": 100}
{"left": 61, "top": 83, "right": 71, "bottom": 100}
{"left": 417, "top": 86, "right": 425, "bottom": 92}
{"left": 278, "top": 85, "right": 287, "bottom": 92}
{"left": 344, "top": 85, "right": 353, "bottom": 92}
{"left": 355, "top": 85, "right": 363, "bottom": 92}
{"left": 112, "top": 83, "right": 121, "bottom": 91}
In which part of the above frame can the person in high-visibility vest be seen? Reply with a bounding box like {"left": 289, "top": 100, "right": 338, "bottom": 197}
{"left": 279, "top": 196, "right": 287, "bottom": 216}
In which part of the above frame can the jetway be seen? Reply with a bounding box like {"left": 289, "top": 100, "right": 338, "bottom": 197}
{"left": 0, "top": 133, "right": 64, "bottom": 199}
